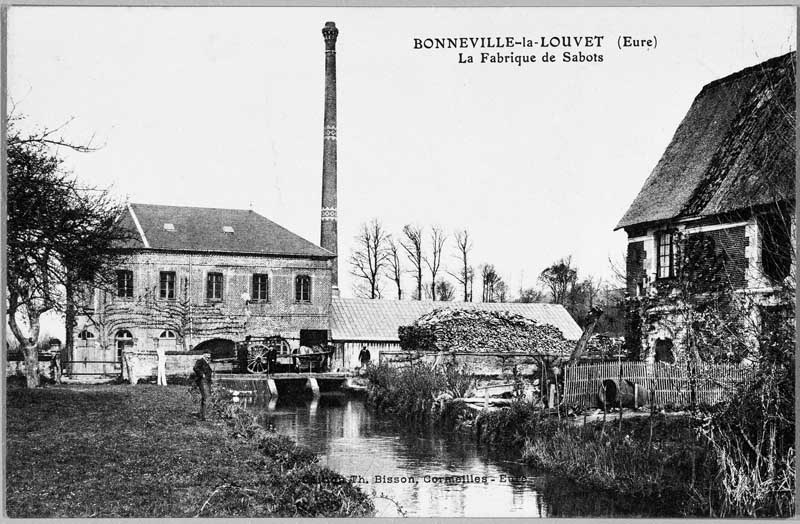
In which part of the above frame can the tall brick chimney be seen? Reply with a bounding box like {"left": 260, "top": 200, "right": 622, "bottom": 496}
{"left": 321, "top": 21, "right": 339, "bottom": 296}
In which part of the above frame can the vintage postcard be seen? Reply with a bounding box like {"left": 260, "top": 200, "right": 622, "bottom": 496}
{"left": 3, "top": 5, "right": 796, "bottom": 519}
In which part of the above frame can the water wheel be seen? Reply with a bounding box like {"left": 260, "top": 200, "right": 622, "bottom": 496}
{"left": 246, "top": 344, "right": 271, "bottom": 374}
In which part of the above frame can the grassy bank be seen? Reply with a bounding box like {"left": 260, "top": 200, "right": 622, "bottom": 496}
{"left": 6, "top": 384, "right": 373, "bottom": 518}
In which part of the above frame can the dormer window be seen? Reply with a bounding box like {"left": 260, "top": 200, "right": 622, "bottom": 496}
{"left": 222, "top": 226, "right": 234, "bottom": 234}
{"left": 163, "top": 223, "right": 175, "bottom": 232}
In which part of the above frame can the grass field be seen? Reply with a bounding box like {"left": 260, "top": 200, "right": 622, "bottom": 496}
{"left": 6, "top": 384, "right": 373, "bottom": 517}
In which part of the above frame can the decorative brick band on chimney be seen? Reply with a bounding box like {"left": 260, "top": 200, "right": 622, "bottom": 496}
{"left": 321, "top": 21, "right": 339, "bottom": 295}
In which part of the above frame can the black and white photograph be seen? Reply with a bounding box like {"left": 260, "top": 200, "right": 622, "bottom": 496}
{"left": 3, "top": 4, "right": 796, "bottom": 518}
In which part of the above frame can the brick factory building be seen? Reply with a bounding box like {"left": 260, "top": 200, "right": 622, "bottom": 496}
{"left": 72, "top": 203, "right": 335, "bottom": 374}
{"left": 616, "top": 52, "right": 795, "bottom": 364}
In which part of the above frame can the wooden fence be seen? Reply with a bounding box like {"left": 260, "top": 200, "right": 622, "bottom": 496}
{"left": 562, "top": 361, "right": 755, "bottom": 409}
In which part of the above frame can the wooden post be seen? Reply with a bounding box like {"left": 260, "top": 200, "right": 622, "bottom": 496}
{"left": 307, "top": 377, "right": 320, "bottom": 398}
{"left": 484, "top": 387, "right": 489, "bottom": 409}
{"left": 267, "top": 378, "right": 278, "bottom": 397}
{"left": 548, "top": 384, "right": 556, "bottom": 409}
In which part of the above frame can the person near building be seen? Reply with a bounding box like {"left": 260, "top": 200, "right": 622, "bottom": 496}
{"left": 358, "top": 345, "right": 371, "bottom": 368}
{"left": 193, "top": 352, "right": 213, "bottom": 420}
{"left": 49, "top": 350, "right": 62, "bottom": 384}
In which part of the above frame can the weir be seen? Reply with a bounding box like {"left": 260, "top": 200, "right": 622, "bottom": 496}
{"left": 217, "top": 372, "right": 355, "bottom": 397}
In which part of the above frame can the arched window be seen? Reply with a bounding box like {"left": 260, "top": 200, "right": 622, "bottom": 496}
{"left": 157, "top": 329, "right": 178, "bottom": 350}
{"left": 78, "top": 329, "right": 96, "bottom": 340}
{"left": 115, "top": 330, "right": 134, "bottom": 361}
{"left": 295, "top": 275, "right": 311, "bottom": 303}
{"left": 77, "top": 329, "right": 96, "bottom": 348}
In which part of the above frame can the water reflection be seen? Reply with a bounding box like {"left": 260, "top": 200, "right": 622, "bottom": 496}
{"left": 246, "top": 395, "right": 547, "bottom": 517}
{"left": 245, "top": 395, "right": 668, "bottom": 518}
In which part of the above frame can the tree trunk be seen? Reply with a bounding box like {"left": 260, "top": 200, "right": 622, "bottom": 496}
{"left": 8, "top": 303, "right": 44, "bottom": 388}
{"left": 64, "top": 280, "right": 76, "bottom": 375}
{"left": 24, "top": 345, "right": 41, "bottom": 388}
{"left": 431, "top": 281, "right": 437, "bottom": 301}
{"left": 569, "top": 307, "right": 604, "bottom": 363}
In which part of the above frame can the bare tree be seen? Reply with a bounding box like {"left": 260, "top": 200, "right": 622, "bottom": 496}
{"left": 538, "top": 256, "right": 578, "bottom": 304}
{"left": 385, "top": 236, "right": 403, "bottom": 299}
{"left": 436, "top": 280, "right": 455, "bottom": 301}
{"left": 400, "top": 224, "right": 424, "bottom": 300}
{"left": 349, "top": 219, "right": 389, "bottom": 299}
{"left": 608, "top": 252, "right": 627, "bottom": 288}
{"left": 448, "top": 229, "right": 474, "bottom": 301}
{"left": 479, "top": 264, "right": 504, "bottom": 302}
{"left": 425, "top": 226, "right": 447, "bottom": 301}
{"left": 495, "top": 280, "right": 508, "bottom": 303}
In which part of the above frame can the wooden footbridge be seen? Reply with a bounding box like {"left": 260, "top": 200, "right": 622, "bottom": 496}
{"left": 216, "top": 372, "right": 362, "bottom": 398}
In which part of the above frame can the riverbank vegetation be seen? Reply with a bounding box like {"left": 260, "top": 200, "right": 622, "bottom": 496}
{"left": 6, "top": 384, "right": 373, "bottom": 518}
{"left": 365, "top": 361, "right": 475, "bottom": 423}
{"left": 366, "top": 344, "right": 795, "bottom": 518}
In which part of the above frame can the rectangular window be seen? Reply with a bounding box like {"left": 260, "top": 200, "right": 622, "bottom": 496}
{"left": 159, "top": 271, "right": 176, "bottom": 300}
{"left": 252, "top": 274, "right": 269, "bottom": 302}
{"left": 116, "top": 270, "right": 134, "bottom": 298}
{"left": 295, "top": 275, "right": 311, "bottom": 302}
{"left": 207, "top": 272, "right": 224, "bottom": 301}
{"left": 657, "top": 232, "right": 675, "bottom": 279}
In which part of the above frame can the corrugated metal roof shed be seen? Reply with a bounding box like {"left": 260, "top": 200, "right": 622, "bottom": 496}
{"left": 330, "top": 298, "right": 582, "bottom": 342}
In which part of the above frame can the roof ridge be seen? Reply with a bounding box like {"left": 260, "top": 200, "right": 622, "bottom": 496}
{"left": 131, "top": 202, "right": 254, "bottom": 213}
{"left": 698, "top": 51, "right": 794, "bottom": 96}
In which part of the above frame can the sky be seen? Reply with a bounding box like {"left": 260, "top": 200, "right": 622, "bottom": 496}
{"left": 7, "top": 6, "right": 796, "bottom": 309}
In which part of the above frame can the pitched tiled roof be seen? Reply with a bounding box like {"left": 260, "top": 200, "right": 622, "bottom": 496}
{"left": 616, "top": 52, "right": 795, "bottom": 230}
{"left": 118, "top": 203, "right": 333, "bottom": 258}
{"left": 330, "top": 298, "right": 582, "bottom": 342}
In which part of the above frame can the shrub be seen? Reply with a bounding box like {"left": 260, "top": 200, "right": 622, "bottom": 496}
{"left": 442, "top": 362, "right": 475, "bottom": 398}
{"left": 365, "top": 361, "right": 444, "bottom": 421}
{"left": 691, "top": 320, "right": 795, "bottom": 517}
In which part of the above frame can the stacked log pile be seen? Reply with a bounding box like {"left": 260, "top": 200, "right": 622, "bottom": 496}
{"left": 398, "top": 308, "right": 573, "bottom": 355}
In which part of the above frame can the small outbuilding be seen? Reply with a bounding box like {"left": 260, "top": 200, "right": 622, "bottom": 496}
{"left": 328, "top": 297, "right": 581, "bottom": 371}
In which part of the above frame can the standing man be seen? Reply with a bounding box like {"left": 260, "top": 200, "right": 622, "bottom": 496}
{"left": 193, "top": 352, "right": 213, "bottom": 420}
{"left": 358, "top": 345, "right": 371, "bottom": 369}
{"left": 49, "top": 350, "right": 62, "bottom": 384}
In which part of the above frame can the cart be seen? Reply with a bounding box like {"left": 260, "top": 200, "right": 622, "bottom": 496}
{"left": 234, "top": 336, "right": 292, "bottom": 374}
{"left": 234, "top": 336, "right": 335, "bottom": 374}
